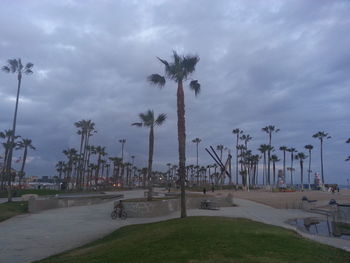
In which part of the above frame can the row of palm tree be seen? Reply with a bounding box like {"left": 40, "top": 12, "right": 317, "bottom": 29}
{"left": 230, "top": 127, "right": 332, "bottom": 188}
{"left": 0, "top": 130, "right": 35, "bottom": 191}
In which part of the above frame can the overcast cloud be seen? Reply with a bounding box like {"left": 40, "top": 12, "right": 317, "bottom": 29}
{"left": 0, "top": 0, "right": 349, "bottom": 184}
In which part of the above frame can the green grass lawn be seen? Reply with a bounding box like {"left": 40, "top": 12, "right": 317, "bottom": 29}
{"left": 37, "top": 217, "right": 350, "bottom": 263}
{"left": 0, "top": 201, "right": 28, "bottom": 222}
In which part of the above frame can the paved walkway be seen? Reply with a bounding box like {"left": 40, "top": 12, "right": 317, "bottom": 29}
{"left": 0, "top": 190, "right": 349, "bottom": 263}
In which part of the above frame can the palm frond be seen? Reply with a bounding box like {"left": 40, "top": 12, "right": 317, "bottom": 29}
{"left": 25, "top": 62, "right": 34, "bottom": 69}
{"left": 172, "top": 50, "right": 181, "bottom": 65}
{"left": 8, "top": 59, "right": 18, "bottom": 73}
{"left": 2, "top": 66, "right": 10, "bottom": 73}
{"left": 155, "top": 113, "right": 167, "bottom": 126}
{"left": 189, "top": 80, "right": 201, "bottom": 96}
{"left": 132, "top": 122, "right": 143, "bottom": 127}
{"left": 157, "top": 57, "right": 169, "bottom": 67}
{"left": 147, "top": 74, "right": 166, "bottom": 88}
{"left": 183, "top": 55, "right": 199, "bottom": 76}
{"left": 24, "top": 68, "right": 33, "bottom": 75}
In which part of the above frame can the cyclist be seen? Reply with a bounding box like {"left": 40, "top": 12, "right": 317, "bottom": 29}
{"left": 115, "top": 200, "right": 124, "bottom": 218}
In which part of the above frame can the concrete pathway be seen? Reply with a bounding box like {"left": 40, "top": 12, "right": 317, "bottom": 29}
{"left": 0, "top": 190, "right": 349, "bottom": 263}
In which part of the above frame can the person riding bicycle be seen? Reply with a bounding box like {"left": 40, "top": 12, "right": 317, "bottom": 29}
{"left": 115, "top": 200, "right": 124, "bottom": 218}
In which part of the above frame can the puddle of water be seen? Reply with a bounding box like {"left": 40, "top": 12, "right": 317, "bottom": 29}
{"left": 288, "top": 217, "right": 350, "bottom": 240}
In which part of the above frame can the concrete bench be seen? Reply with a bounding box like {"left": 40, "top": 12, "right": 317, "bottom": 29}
{"left": 144, "top": 191, "right": 160, "bottom": 197}
{"left": 200, "top": 200, "right": 219, "bottom": 210}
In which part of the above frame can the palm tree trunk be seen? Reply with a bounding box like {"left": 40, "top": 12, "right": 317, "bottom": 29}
{"left": 291, "top": 154, "right": 294, "bottom": 186}
{"left": 267, "top": 134, "right": 271, "bottom": 185}
{"left": 273, "top": 161, "right": 276, "bottom": 185}
{"left": 19, "top": 147, "right": 28, "bottom": 188}
{"left": 147, "top": 126, "right": 154, "bottom": 201}
{"left": 320, "top": 140, "right": 324, "bottom": 184}
{"left": 177, "top": 80, "right": 187, "bottom": 218}
{"left": 6, "top": 73, "right": 22, "bottom": 202}
{"left": 283, "top": 150, "right": 286, "bottom": 184}
{"left": 236, "top": 135, "right": 239, "bottom": 185}
{"left": 308, "top": 150, "right": 312, "bottom": 190}
{"left": 300, "top": 161, "right": 304, "bottom": 190}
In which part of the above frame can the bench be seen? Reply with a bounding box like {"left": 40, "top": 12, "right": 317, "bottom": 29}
{"left": 200, "top": 200, "right": 219, "bottom": 210}
{"left": 144, "top": 191, "right": 160, "bottom": 197}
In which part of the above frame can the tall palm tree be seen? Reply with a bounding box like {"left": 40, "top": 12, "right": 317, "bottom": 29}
{"left": 270, "top": 154, "right": 280, "bottom": 186}
{"left": 216, "top": 145, "right": 224, "bottom": 161}
{"left": 287, "top": 147, "right": 297, "bottom": 185}
{"left": 232, "top": 128, "right": 243, "bottom": 185}
{"left": 192, "top": 138, "right": 201, "bottom": 185}
{"left": 93, "top": 146, "right": 106, "bottom": 187}
{"left": 304, "top": 145, "right": 313, "bottom": 190}
{"left": 132, "top": 110, "right": 167, "bottom": 201}
{"left": 262, "top": 125, "right": 279, "bottom": 188}
{"left": 312, "top": 131, "right": 331, "bottom": 184}
{"left": 56, "top": 161, "right": 65, "bottom": 182}
{"left": 148, "top": 51, "right": 200, "bottom": 217}
{"left": 258, "top": 144, "right": 269, "bottom": 185}
{"left": 63, "top": 148, "right": 78, "bottom": 189}
{"left": 240, "top": 134, "right": 252, "bottom": 149}
{"left": 2, "top": 58, "right": 34, "bottom": 201}
{"left": 16, "top": 138, "right": 35, "bottom": 187}
{"left": 279, "top": 146, "right": 288, "bottom": 184}
{"left": 74, "top": 120, "right": 96, "bottom": 189}
{"left": 295, "top": 152, "right": 307, "bottom": 190}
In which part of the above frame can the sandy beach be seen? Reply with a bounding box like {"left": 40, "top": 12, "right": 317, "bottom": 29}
{"left": 212, "top": 189, "right": 350, "bottom": 209}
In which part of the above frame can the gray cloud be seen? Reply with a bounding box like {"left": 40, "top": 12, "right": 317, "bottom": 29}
{"left": 0, "top": 0, "right": 349, "bottom": 184}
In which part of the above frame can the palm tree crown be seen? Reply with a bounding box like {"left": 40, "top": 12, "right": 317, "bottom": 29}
{"left": 132, "top": 110, "right": 167, "bottom": 128}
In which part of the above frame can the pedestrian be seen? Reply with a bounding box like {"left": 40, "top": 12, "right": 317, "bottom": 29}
{"left": 211, "top": 183, "right": 214, "bottom": 192}
{"left": 203, "top": 187, "right": 206, "bottom": 195}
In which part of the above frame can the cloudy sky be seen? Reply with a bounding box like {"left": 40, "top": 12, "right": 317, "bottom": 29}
{"left": 0, "top": 0, "right": 349, "bottom": 184}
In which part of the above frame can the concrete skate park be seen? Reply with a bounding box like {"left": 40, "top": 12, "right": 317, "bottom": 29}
{"left": 1, "top": 189, "right": 350, "bottom": 263}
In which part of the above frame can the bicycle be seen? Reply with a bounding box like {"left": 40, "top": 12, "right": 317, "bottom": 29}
{"left": 111, "top": 203, "right": 127, "bottom": 220}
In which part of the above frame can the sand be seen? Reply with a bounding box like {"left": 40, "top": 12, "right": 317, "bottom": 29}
{"left": 212, "top": 189, "right": 350, "bottom": 209}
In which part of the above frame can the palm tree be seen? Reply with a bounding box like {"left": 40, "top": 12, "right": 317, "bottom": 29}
{"left": 2, "top": 59, "right": 34, "bottom": 201}
{"left": 216, "top": 145, "right": 224, "bottom": 161}
{"left": 279, "top": 146, "right": 288, "bottom": 184}
{"left": 74, "top": 120, "right": 96, "bottom": 189}
{"left": 132, "top": 110, "right": 167, "bottom": 201}
{"left": 287, "top": 148, "right": 297, "bottom": 185}
{"left": 295, "top": 152, "right": 307, "bottom": 190}
{"left": 16, "top": 138, "right": 35, "bottom": 187}
{"left": 270, "top": 154, "right": 280, "bottom": 185}
{"left": 240, "top": 134, "right": 252, "bottom": 149}
{"left": 258, "top": 144, "right": 270, "bottom": 185}
{"left": 63, "top": 148, "right": 78, "bottom": 189}
{"left": 312, "top": 131, "right": 331, "bottom": 184}
{"left": 56, "top": 161, "right": 65, "bottom": 182}
{"left": 148, "top": 51, "right": 200, "bottom": 217}
{"left": 304, "top": 145, "right": 313, "bottom": 190}
{"left": 262, "top": 125, "right": 279, "bottom": 188}
{"left": 232, "top": 128, "right": 243, "bottom": 185}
